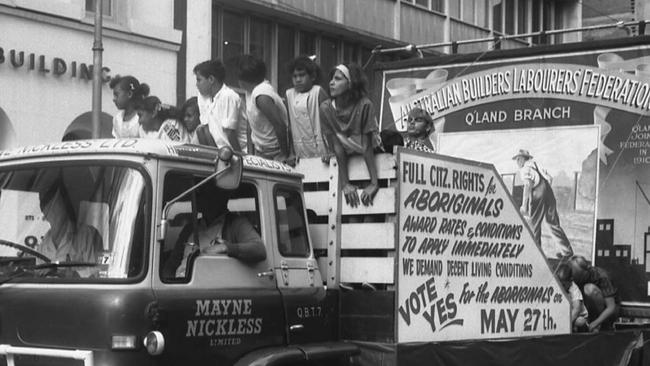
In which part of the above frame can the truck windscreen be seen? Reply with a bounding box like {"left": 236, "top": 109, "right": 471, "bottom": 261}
{"left": 0, "top": 164, "right": 147, "bottom": 281}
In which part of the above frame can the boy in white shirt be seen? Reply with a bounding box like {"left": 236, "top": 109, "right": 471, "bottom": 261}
{"left": 193, "top": 60, "right": 245, "bottom": 151}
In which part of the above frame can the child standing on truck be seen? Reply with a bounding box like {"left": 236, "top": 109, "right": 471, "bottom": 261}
{"left": 110, "top": 75, "right": 150, "bottom": 138}
{"left": 237, "top": 54, "right": 294, "bottom": 164}
{"left": 194, "top": 60, "right": 246, "bottom": 152}
{"left": 180, "top": 97, "right": 206, "bottom": 144}
{"left": 285, "top": 56, "right": 330, "bottom": 159}
{"left": 136, "top": 96, "right": 190, "bottom": 142}
{"left": 320, "top": 63, "right": 380, "bottom": 207}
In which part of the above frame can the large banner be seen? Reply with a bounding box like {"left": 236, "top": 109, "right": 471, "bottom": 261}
{"left": 396, "top": 148, "right": 570, "bottom": 342}
{"left": 382, "top": 43, "right": 650, "bottom": 303}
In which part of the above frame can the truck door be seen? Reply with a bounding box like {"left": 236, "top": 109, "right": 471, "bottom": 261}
{"left": 270, "top": 184, "right": 332, "bottom": 343}
{"left": 153, "top": 169, "right": 284, "bottom": 365}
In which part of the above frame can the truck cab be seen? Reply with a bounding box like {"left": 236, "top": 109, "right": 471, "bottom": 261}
{"left": 0, "top": 139, "right": 354, "bottom": 366}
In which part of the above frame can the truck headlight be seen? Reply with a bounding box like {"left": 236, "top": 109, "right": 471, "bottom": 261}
{"left": 143, "top": 331, "right": 165, "bottom": 355}
{"left": 111, "top": 335, "right": 137, "bottom": 350}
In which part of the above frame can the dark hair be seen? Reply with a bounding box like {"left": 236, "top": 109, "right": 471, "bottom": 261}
{"left": 181, "top": 96, "right": 198, "bottom": 114}
{"left": 287, "top": 55, "right": 321, "bottom": 84}
{"left": 570, "top": 255, "right": 592, "bottom": 270}
{"left": 193, "top": 60, "right": 226, "bottom": 83}
{"left": 136, "top": 96, "right": 179, "bottom": 121}
{"left": 179, "top": 97, "right": 199, "bottom": 130}
{"left": 556, "top": 263, "right": 572, "bottom": 282}
{"left": 109, "top": 75, "right": 150, "bottom": 101}
{"left": 408, "top": 107, "right": 435, "bottom": 131}
{"left": 237, "top": 54, "right": 266, "bottom": 85}
{"left": 327, "top": 63, "right": 367, "bottom": 103}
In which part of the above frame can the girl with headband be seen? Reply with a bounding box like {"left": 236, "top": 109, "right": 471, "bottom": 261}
{"left": 319, "top": 63, "right": 381, "bottom": 208}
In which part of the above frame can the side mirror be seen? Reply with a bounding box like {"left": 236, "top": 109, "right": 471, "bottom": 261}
{"left": 214, "top": 147, "right": 242, "bottom": 190}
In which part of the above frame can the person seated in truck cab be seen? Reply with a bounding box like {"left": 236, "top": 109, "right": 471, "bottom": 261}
{"left": 38, "top": 184, "right": 103, "bottom": 264}
{"left": 162, "top": 184, "right": 266, "bottom": 278}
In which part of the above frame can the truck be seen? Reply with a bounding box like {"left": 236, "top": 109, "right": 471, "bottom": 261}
{"left": 0, "top": 138, "right": 642, "bottom": 366}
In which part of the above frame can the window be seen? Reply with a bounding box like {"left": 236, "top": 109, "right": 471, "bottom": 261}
{"left": 448, "top": 0, "right": 460, "bottom": 19}
{"left": 414, "top": 0, "right": 428, "bottom": 7}
{"left": 300, "top": 31, "right": 317, "bottom": 56}
{"left": 320, "top": 37, "right": 339, "bottom": 83}
{"left": 250, "top": 17, "right": 273, "bottom": 74}
{"left": 481, "top": 1, "right": 490, "bottom": 28}
{"left": 431, "top": 0, "right": 444, "bottom": 12}
{"left": 0, "top": 163, "right": 147, "bottom": 282}
{"left": 532, "top": 0, "right": 541, "bottom": 43}
{"left": 274, "top": 187, "right": 310, "bottom": 257}
{"left": 505, "top": 0, "right": 514, "bottom": 34}
{"left": 343, "top": 42, "right": 359, "bottom": 65}
{"left": 160, "top": 173, "right": 261, "bottom": 281}
{"left": 492, "top": 1, "right": 503, "bottom": 33}
{"left": 462, "top": 0, "right": 475, "bottom": 24}
{"left": 542, "top": 1, "right": 553, "bottom": 44}
{"left": 517, "top": 0, "right": 528, "bottom": 34}
{"left": 277, "top": 25, "right": 296, "bottom": 97}
{"left": 222, "top": 11, "right": 245, "bottom": 87}
{"left": 85, "top": 0, "right": 112, "bottom": 17}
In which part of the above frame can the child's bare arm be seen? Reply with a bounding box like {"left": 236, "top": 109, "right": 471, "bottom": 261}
{"left": 360, "top": 132, "right": 379, "bottom": 206}
{"left": 327, "top": 134, "right": 360, "bottom": 207}
{"left": 256, "top": 95, "right": 290, "bottom": 158}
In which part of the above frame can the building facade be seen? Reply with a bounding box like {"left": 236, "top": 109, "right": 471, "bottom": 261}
{"left": 582, "top": 0, "right": 650, "bottom": 41}
{"left": 0, "top": 0, "right": 181, "bottom": 148}
{"left": 179, "top": 0, "right": 582, "bottom": 102}
{"left": 0, "top": 0, "right": 583, "bottom": 148}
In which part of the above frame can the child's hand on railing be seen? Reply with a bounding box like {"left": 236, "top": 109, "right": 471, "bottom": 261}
{"left": 343, "top": 183, "right": 360, "bottom": 207}
{"left": 361, "top": 182, "right": 379, "bottom": 206}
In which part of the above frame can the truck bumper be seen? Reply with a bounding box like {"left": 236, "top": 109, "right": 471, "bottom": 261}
{"left": 235, "top": 341, "right": 360, "bottom": 366}
{"left": 0, "top": 344, "right": 93, "bottom": 366}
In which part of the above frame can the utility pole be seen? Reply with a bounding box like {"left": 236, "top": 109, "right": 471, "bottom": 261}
{"left": 91, "top": 0, "right": 103, "bottom": 138}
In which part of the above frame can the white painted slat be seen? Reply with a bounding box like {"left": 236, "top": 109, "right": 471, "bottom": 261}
{"left": 305, "top": 188, "right": 395, "bottom": 216}
{"left": 340, "top": 257, "right": 394, "bottom": 284}
{"left": 342, "top": 223, "right": 395, "bottom": 249}
{"left": 310, "top": 223, "right": 396, "bottom": 250}
{"left": 347, "top": 153, "right": 396, "bottom": 181}
{"left": 304, "top": 191, "right": 330, "bottom": 216}
{"left": 340, "top": 188, "right": 395, "bottom": 215}
{"left": 295, "top": 153, "right": 396, "bottom": 183}
{"left": 294, "top": 158, "right": 331, "bottom": 183}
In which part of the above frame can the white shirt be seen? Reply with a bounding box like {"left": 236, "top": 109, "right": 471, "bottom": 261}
{"left": 39, "top": 221, "right": 99, "bottom": 264}
{"left": 112, "top": 110, "right": 140, "bottom": 138}
{"left": 519, "top": 160, "right": 541, "bottom": 187}
{"left": 247, "top": 81, "right": 288, "bottom": 158}
{"left": 568, "top": 282, "right": 589, "bottom": 319}
{"left": 139, "top": 119, "right": 190, "bottom": 142}
{"left": 286, "top": 86, "right": 327, "bottom": 158}
{"left": 198, "top": 84, "right": 242, "bottom": 149}
{"left": 175, "top": 215, "right": 226, "bottom": 277}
